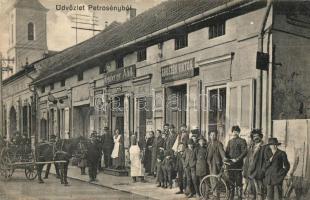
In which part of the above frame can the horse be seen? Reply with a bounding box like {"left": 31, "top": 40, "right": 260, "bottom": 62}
{"left": 35, "top": 137, "right": 81, "bottom": 185}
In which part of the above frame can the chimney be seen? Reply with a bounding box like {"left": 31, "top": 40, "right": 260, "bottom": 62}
{"left": 126, "top": 8, "right": 136, "bottom": 20}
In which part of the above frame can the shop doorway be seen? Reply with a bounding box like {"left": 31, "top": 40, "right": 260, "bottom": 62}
{"left": 165, "top": 84, "right": 187, "bottom": 132}
{"left": 73, "top": 105, "right": 90, "bottom": 137}
{"left": 112, "top": 95, "right": 124, "bottom": 135}
{"left": 137, "top": 97, "right": 152, "bottom": 147}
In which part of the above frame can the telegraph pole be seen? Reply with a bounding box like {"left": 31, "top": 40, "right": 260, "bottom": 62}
{"left": 70, "top": 13, "right": 102, "bottom": 44}
{"left": 0, "top": 52, "right": 14, "bottom": 137}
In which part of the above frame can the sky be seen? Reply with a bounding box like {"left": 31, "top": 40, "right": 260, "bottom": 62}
{"left": 0, "top": 0, "right": 165, "bottom": 56}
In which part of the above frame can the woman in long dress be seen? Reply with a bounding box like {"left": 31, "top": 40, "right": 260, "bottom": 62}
{"left": 111, "top": 129, "right": 125, "bottom": 169}
{"left": 129, "top": 135, "right": 145, "bottom": 182}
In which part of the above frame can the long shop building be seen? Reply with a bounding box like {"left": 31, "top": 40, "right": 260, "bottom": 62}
{"left": 2, "top": 0, "right": 310, "bottom": 171}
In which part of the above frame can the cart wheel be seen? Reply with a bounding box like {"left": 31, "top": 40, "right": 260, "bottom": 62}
{"left": 199, "top": 175, "right": 228, "bottom": 200}
{"left": 25, "top": 165, "right": 37, "bottom": 180}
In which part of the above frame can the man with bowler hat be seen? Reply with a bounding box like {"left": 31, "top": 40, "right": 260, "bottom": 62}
{"left": 87, "top": 132, "right": 101, "bottom": 182}
{"left": 264, "top": 137, "right": 290, "bottom": 200}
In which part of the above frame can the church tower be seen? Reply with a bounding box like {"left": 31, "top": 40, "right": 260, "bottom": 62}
{"left": 7, "top": 0, "right": 48, "bottom": 76}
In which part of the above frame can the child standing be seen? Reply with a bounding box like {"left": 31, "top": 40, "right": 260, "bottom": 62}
{"left": 162, "top": 149, "right": 174, "bottom": 189}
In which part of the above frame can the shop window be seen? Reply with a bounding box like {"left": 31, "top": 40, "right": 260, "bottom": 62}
{"left": 137, "top": 48, "right": 147, "bottom": 62}
{"left": 77, "top": 71, "right": 83, "bottom": 81}
{"left": 175, "top": 33, "right": 188, "bottom": 50}
{"left": 116, "top": 57, "right": 124, "bottom": 69}
{"left": 209, "top": 21, "right": 226, "bottom": 39}
{"left": 207, "top": 86, "right": 226, "bottom": 141}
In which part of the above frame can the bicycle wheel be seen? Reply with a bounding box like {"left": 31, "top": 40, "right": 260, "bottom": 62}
{"left": 200, "top": 175, "right": 229, "bottom": 200}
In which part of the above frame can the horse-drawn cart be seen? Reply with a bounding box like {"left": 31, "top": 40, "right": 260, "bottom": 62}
{"left": 0, "top": 144, "right": 37, "bottom": 180}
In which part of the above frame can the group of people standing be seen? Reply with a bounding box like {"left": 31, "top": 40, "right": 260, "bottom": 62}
{"left": 75, "top": 127, "right": 125, "bottom": 182}
{"left": 143, "top": 124, "right": 291, "bottom": 200}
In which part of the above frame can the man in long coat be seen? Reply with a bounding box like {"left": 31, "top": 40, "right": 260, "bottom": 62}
{"left": 87, "top": 133, "right": 101, "bottom": 182}
{"left": 207, "top": 131, "right": 226, "bottom": 199}
{"left": 102, "top": 127, "right": 114, "bottom": 168}
{"left": 264, "top": 138, "right": 290, "bottom": 200}
{"left": 244, "top": 129, "right": 268, "bottom": 200}
{"left": 226, "top": 126, "right": 247, "bottom": 200}
{"left": 144, "top": 131, "right": 155, "bottom": 174}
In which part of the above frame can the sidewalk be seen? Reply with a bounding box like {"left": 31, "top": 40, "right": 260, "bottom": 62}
{"left": 50, "top": 166, "right": 192, "bottom": 200}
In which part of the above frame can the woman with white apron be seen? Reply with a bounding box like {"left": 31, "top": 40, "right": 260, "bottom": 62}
{"left": 129, "top": 135, "right": 145, "bottom": 182}
{"left": 111, "top": 129, "right": 125, "bottom": 169}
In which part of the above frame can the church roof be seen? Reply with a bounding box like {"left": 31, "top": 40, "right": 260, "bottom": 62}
{"left": 14, "top": 0, "right": 48, "bottom": 12}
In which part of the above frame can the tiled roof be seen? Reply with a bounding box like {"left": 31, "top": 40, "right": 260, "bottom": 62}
{"left": 34, "top": 0, "right": 252, "bottom": 83}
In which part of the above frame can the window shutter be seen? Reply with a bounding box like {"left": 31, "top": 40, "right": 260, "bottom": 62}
{"left": 226, "top": 79, "right": 254, "bottom": 137}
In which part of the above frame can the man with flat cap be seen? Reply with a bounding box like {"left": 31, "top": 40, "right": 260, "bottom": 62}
{"left": 264, "top": 137, "right": 290, "bottom": 200}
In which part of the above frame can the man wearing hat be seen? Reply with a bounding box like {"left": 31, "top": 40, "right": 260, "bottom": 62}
{"left": 175, "top": 143, "right": 186, "bottom": 194}
{"left": 44, "top": 134, "right": 60, "bottom": 179}
{"left": 163, "top": 123, "right": 170, "bottom": 137}
{"left": 195, "top": 137, "right": 208, "bottom": 193}
{"left": 86, "top": 132, "right": 101, "bottom": 182}
{"left": 264, "top": 137, "right": 290, "bottom": 200}
{"left": 244, "top": 129, "right": 267, "bottom": 200}
{"left": 166, "top": 124, "right": 177, "bottom": 151}
{"left": 183, "top": 139, "right": 199, "bottom": 198}
{"left": 102, "top": 127, "right": 114, "bottom": 168}
{"left": 226, "top": 126, "right": 247, "bottom": 200}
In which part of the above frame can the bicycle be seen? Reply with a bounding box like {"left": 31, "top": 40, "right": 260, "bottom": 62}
{"left": 199, "top": 160, "right": 249, "bottom": 200}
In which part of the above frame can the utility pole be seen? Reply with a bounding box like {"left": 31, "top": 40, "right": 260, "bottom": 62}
{"left": 0, "top": 52, "right": 14, "bottom": 138}
{"left": 70, "top": 13, "right": 102, "bottom": 44}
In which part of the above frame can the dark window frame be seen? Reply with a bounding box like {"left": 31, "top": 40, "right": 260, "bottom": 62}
{"left": 99, "top": 64, "right": 107, "bottom": 74}
{"left": 77, "top": 71, "right": 84, "bottom": 81}
{"left": 41, "top": 86, "right": 45, "bottom": 93}
{"left": 175, "top": 33, "right": 188, "bottom": 50}
{"left": 209, "top": 21, "right": 226, "bottom": 39}
{"left": 137, "top": 48, "right": 147, "bottom": 62}
{"left": 116, "top": 57, "right": 124, "bottom": 69}
{"left": 50, "top": 83, "right": 54, "bottom": 90}
{"left": 61, "top": 79, "right": 66, "bottom": 87}
{"left": 28, "top": 22, "right": 34, "bottom": 41}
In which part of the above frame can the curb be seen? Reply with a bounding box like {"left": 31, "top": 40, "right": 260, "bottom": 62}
{"left": 48, "top": 171, "right": 157, "bottom": 200}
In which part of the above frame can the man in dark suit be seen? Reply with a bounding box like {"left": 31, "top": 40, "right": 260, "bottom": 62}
{"left": 183, "top": 139, "right": 198, "bottom": 198}
{"left": 44, "top": 134, "right": 60, "bottom": 179}
{"left": 264, "top": 138, "right": 290, "bottom": 200}
{"left": 226, "top": 126, "right": 247, "bottom": 200}
{"left": 244, "top": 129, "right": 268, "bottom": 200}
{"left": 166, "top": 124, "right": 177, "bottom": 151}
{"left": 87, "top": 132, "right": 101, "bottom": 182}
{"left": 102, "top": 127, "right": 114, "bottom": 168}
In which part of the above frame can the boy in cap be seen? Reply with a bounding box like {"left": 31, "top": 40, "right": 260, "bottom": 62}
{"left": 155, "top": 147, "right": 165, "bottom": 187}
{"left": 87, "top": 132, "right": 101, "bottom": 182}
{"left": 264, "top": 138, "right": 290, "bottom": 200}
{"left": 226, "top": 126, "right": 247, "bottom": 200}
{"left": 162, "top": 149, "right": 175, "bottom": 189}
{"left": 175, "top": 143, "right": 186, "bottom": 194}
{"left": 195, "top": 137, "right": 208, "bottom": 193}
